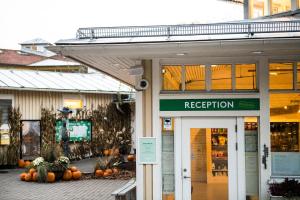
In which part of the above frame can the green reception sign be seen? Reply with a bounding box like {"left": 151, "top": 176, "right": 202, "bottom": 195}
{"left": 55, "top": 120, "right": 92, "bottom": 142}
{"left": 139, "top": 137, "right": 157, "bottom": 164}
{"left": 160, "top": 98, "right": 260, "bottom": 111}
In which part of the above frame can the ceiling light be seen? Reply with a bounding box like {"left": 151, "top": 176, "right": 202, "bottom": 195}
{"left": 252, "top": 51, "right": 264, "bottom": 54}
{"left": 284, "top": 106, "right": 288, "bottom": 110}
{"left": 176, "top": 53, "right": 187, "bottom": 56}
{"left": 270, "top": 72, "right": 278, "bottom": 76}
{"left": 298, "top": 110, "right": 300, "bottom": 113}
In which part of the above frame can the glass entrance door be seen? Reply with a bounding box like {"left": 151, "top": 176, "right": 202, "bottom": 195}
{"left": 182, "top": 118, "right": 238, "bottom": 200}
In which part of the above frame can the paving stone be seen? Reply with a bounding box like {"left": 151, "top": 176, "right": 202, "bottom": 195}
{"left": 0, "top": 168, "right": 128, "bottom": 200}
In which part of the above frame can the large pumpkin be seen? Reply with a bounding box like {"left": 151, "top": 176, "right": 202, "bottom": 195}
{"left": 25, "top": 173, "right": 31, "bottom": 182}
{"left": 18, "top": 160, "right": 25, "bottom": 168}
{"left": 95, "top": 169, "right": 104, "bottom": 177}
{"left": 63, "top": 170, "right": 72, "bottom": 181}
{"left": 24, "top": 161, "right": 31, "bottom": 167}
{"left": 70, "top": 166, "right": 78, "bottom": 172}
{"left": 32, "top": 172, "right": 38, "bottom": 182}
{"left": 105, "top": 169, "right": 113, "bottom": 175}
{"left": 103, "top": 172, "right": 110, "bottom": 177}
{"left": 72, "top": 171, "right": 81, "bottom": 180}
{"left": 20, "top": 173, "right": 27, "bottom": 181}
{"left": 29, "top": 168, "right": 36, "bottom": 176}
{"left": 47, "top": 172, "right": 55, "bottom": 183}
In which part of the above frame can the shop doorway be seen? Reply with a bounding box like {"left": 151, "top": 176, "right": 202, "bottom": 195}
{"left": 181, "top": 117, "right": 238, "bottom": 200}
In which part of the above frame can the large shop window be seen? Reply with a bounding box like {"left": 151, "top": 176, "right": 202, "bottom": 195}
{"left": 250, "top": 0, "right": 266, "bottom": 18}
{"left": 269, "top": 63, "right": 294, "bottom": 90}
{"left": 271, "top": 0, "right": 291, "bottom": 14}
{"left": 161, "top": 118, "right": 175, "bottom": 200}
{"left": 161, "top": 64, "right": 257, "bottom": 92}
{"left": 270, "top": 93, "right": 300, "bottom": 176}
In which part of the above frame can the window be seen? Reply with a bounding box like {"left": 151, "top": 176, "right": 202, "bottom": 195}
{"left": 0, "top": 99, "right": 12, "bottom": 125}
{"left": 185, "top": 65, "right": 206, "bottom": 90}
{"left": 211, "top": 64, "right": 232, "bottom": 90}
{"left": 271, "top": 0, "right": 291, "bottom": 14}
{"left": 236, "top": 64, "right": 257, "bottom": 90}
{"left": 270, "top": 93, "right": 300, "bottom": 176}
{"left": 161, "top": 118, "right": 175, "bottom": 200}
{"left": 269, "top": 63, "right": 293, "bottom": 90}
{"left": 161, "top": 64, "right": 257, "bottom": 92}
{"left": 161, "top": 65, "right": 182, "bottom": 90}
{"left": 250, "top": 0, "right": 266, "bottom": 18}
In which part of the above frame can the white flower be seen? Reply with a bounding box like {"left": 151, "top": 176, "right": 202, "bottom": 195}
{"left": 58, "top": 156, "right": 70, "bottom": 164}
{"left": 32, "top": 157, "right": 44, "bottom": 166}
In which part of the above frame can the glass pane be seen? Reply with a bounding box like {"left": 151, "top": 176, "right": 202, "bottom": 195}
{"left": 269, "top": 63, "right": 293, "bottom": 89}
{"left": 236, "top": 64, "right": 257, "bottom": 90}
{"left": 250, "top": 0, "right": 266, "bottom": 18}
{"left": 162, "top": 118, "right": 175, "bottom": 200}
{"left": 211, "top": 64, "right": 232, "bottom": 90}
{"left": 162, "top": 65, "right": 182, "bottom": 90}
{"left": 270, "top": 93, "right": 300, "bottom": 176}
{"left": 271, "top": 0, "right": 291, "bottom": 14}
{"left": 244, "top": 117, "right": 259, "bottom": 200}
{"left": 185, "top": 65, "right": 206, "bottom": 90}
{"left": 0, "top": 99, "right": 12, "bottom": 124}
{"left": 191, "top": 128, "right": 228, "bottom": 200}
{"left": 297, "top": 63, "right": 300, "bottom": 89}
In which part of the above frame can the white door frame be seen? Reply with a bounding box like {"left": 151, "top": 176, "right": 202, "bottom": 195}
{"left": 175, "top": 117, "right": 245, "bottom": 200}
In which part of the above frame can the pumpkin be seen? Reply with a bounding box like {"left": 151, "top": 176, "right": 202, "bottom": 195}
{"left": 103, "top": 172, "right": 110, "bottom": 177}
{"left": 70, "top": 166, "right": 78, "bottom": 172}
{"left": 72, "top": 171, "right": 81, "bottom": 180}
{"left": 63, "top": 170, "right": 72, "bottom": 181}
{"left": 103, "top": 149, "right": 109, "bottom": 156}
{"left": 47, "top": 172, "right": 55, "bottom": 183}
{"left": 32, "top": 172, "right": 38, "bottom": 182}
{"left": 20, "top": 173, "right": 27, "bottom": 181}
{"left": 113, "top": 168, "right": 119, "bottom": 175}
{"left": 25, "top": 173, "right": 31, "bottom": 182}
{"left": 95, "top": 169, "right": 104, "bottom": 177}
{"left": 105, "top": 169, "right": 113, "bottom": 175}
{"left": 127, "top": 155, "right": 135, "bottom": 161}
{"left": 18, "top": 160, "right": 25, "bottom": 168}
{"left": 24, "top": 161, "right": 31, "bottom": 167}
{"left": 29, "top": 168, "right": 36, "bottom": 176}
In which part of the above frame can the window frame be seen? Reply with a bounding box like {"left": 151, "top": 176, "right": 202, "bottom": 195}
{"left": 0, "top": 94, "right": 14, "bottom": 127}
{"left": 160, "top": 63, "right": 259, "bottom": 93}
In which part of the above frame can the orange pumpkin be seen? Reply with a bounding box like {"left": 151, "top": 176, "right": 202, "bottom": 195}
{"left": 24, "top": 161, "right": 31, "bottom": 167}
{"left": 127, "top": 155, "right": 135, "bottom": 161}
{"left": 105, "top": 169, "right": 113, "bottom": 175}
{"left": 18, "top": 160, "right": 25, "bottom": 168}
{"left": 103, "top": 149, "right": 109, "bottom": 156}
{"left": 32, "top": 172, "right": 38, "bottom": 182}
{"left": 72, "top": 171, "right": 81, "bottom": 180}
{"left": 95, "top": 169, "right": 104, "bottom": 177}
{"left": 47, "top": 172, "right": 55, "bottom": 183}
{"left": 70, "top": 166, "right": 78, "bottom": 172}
{"left": 113, "top": 168, "right": 119, "bottom": 175}
{"left": 20, "top": 173, "right": 27, "bottom": 181}
{"left": 29, "top": 168, "right": 36, "bottom": 176}
{"left": 103, "top": 172, "right": 110, "bottom": 177}
{"left": 25, "top": 173, "right": 31, "bottom": 182}
{"left": 63, "top": 170, "right": 72, "bottom": 181}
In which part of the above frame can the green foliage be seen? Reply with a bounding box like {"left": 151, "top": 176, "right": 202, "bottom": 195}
{"left": 37, "top": 164, "right": 48, "bottom": 183}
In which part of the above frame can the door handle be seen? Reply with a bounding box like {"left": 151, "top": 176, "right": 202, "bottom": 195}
{"left": 183, "top": 176, "right": 191, "bottom": 179}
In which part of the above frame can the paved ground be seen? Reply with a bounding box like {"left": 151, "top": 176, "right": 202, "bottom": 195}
{"left": 0, "top": 158, "right": 130, "bottom": 200}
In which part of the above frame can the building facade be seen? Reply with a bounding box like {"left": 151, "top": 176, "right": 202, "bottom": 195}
{"left": 51, "top": 10, "right": 300, "bottom": 200}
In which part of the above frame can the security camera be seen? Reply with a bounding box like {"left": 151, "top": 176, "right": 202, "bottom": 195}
{"left": 135, "top": 79, "right": 149, "bottom": 91}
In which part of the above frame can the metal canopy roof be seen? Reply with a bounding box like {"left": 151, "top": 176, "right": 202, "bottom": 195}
{"left": 0, "top": 70, "right": 134, "bottom": 94}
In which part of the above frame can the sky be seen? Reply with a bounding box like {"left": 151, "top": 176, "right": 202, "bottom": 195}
{"left": 0, "top": 0, "right": 243, "bottom": 50}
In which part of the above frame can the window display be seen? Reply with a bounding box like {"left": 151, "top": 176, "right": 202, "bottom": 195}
{"left": 211, "top": 128, "right": 228, "bottom": 177}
